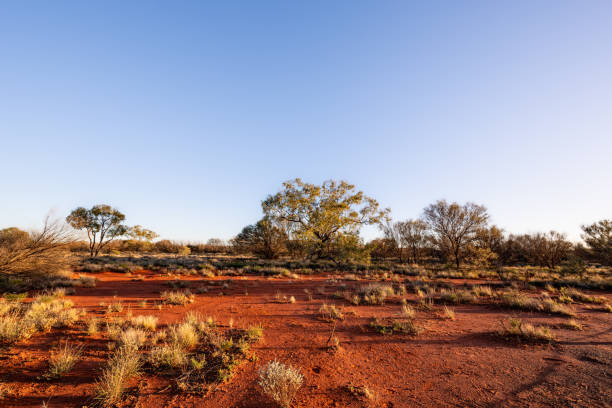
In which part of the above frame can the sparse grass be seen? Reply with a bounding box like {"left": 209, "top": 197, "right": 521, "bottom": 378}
{"left": 45, "top": 342, "right": 83, "bottom": 379}
{"left": 274, "top": 292, "right": 295, "bottom": 303}
{"left": 161, "top": 291, "right": 194, "bottom": 305}
{"left": 258, "top": 360, "right": 303, "bottom": 408}
{"left": 130, "top": 315, "right": 158, "bottom": 331}
{"left": 117, "top": 328, "right": 148, "bottom": 350}
{"left": 369, "top": 318, "right": 421, "bottom": 335}
{"left": 498, "top": 318, "right": 555, "bottom": 343}
{"left": 603, "top": 304, "right": 612, "bottom": 313}
{"left": 149, "top": 343, "right": 188, "bottom": 369}
{"left": 245, "top": 325, "right": 264, "bottom": 342}
{"left": 94, "top": 346, "right": 141, "bottom": 407}
{"left": 561, "top": 288, "right": 607, "bottom": 304}
{"left": 169, "top": 322, "right": 199, "bottom": 349}
{"left": 0, "top": 294, "right": 81, "bottom": 344}
{"left": 105, "top": 323, "right": 122, "bottom": 341}
{"left": 400, "top": 304, "right": 415, "bottom": 318}
{"left": 497, "top": 291, "right": 575, "bottom": 316}
{"left": 346, "top": 383, "right": 374, "bottom": 400}
{"left": 354, "top": 283, "right": 395, "bottom": 305}
{"left": 87, "top": 318, "right": 99, "bottom": 335}
{"left": 107, "top": 302, "right": 124, "bottom": 313}
{"left": 78, "top": 275, "right": 96, "bottom": 287}
{"left": 440, "top": 306, "right": 456, "bottom": 320}
{"left": 0, "top": 312, "right": 36, "bottom": 343}
{"left": 541, "top": 299, "right": 575, "bottom": 317}
{"left": 143, "top": 317, "right": 263, "bottom": 392}
{"left": 472, "top": 285, "right": 493, "bottom": 297}
{"left": 319, "top": 303, "right": 344, "bottom": 321}
{"left": 440, "top": 289, "right": 475, "bottom": 304}
{"left": 561, "top": 319, "right": 583, "bottom": 331}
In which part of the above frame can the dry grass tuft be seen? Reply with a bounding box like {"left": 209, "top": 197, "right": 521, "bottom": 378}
{"left": 440, "top": 306, "right": 456, "bottom": 320}
{"left": 561, "top": 319, "right": 583, "bottom": 331}
{"left": 161, "top": 291, "right": 194, "bottom": 305}
{"left": 400, "top": 304, "right": 415, "bottom": 318}
{"left": 94, "top": 346, "right": 141, "bottom": 407}
{"left": 498, "top": 318, "right": 555, "bottom": 342}
{"left": 130, "top": 315, "right": 158, "bottom": 331}
{"left": 45, "top": 341, "right": 83, "bottom": 379}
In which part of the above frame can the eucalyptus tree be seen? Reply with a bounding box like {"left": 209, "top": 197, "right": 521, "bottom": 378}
{"left": 262, "top": 178, "right": 389, "bottom": 260}
{"left": 66, "top": 204, "right": 128, "bottom": 257}
{"left": 423, "top": 200, "right": 489, "bottom": 269}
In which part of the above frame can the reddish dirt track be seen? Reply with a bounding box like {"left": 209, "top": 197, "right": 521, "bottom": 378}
{"left": 1, "top": 271, "right": 611, "bottom": 408}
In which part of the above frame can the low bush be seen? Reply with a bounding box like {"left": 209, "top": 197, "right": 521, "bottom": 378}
{"left": 319, "top": 304, "right": 344, "bottom": 321}
{"left": 0, "top": 294, "right": 81, "bottom": 344}
{"left": 369, "top": 318, "right": 421, "bottom": 335}
{"left": 354, "top": 284, "right": 395, "bottom": 305}
{"left": 258, "top": 360, "right": 303, "bottom": 408}
{"left": 498, "top": 318, "right": 555, "bottom": 343}
{"left": 161, "top": 291, "right": 194, "bottom": 305}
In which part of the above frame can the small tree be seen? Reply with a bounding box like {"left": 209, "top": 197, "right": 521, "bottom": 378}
{"left": 423, "top": 200, "right": 489, "bottom": 269}
{"left": 232, "top": 217, "right": 287, "bottom": 259}
{"left": 262, "top": 178, "right": 388, "bottom": 260}
{"left": 397, "top": 219, "right": 430, "bottom": 264}
{"left": 510, "top": 231, "right": 572, "bottom": 269}
{"left": 206, "top": 238, "right": 225, "bottom": 246}
{"left": 581, "top": 219, "right": 612, "bottom": 265}
{"left": 66, "top": 205, "right": 128, "bottom": 257}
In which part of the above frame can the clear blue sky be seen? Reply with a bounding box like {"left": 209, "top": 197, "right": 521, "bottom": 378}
{"left": 1, "top": 1, "right": 611, "bottom": 242}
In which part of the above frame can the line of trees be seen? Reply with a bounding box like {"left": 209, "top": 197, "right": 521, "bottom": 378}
{"left": 1, "top": 179, "right": 611, "bottom": 279}
{"left": 233, "top": 179, "right": 612, "bottom": 269}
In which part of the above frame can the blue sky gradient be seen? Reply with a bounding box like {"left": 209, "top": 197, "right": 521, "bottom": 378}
{"left": 1, "top": 1, "right": 611, "bottom": 242}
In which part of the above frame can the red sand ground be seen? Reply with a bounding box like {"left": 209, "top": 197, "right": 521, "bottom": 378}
{"left": 1, "top": 271, "right": 611, "bottom": 408}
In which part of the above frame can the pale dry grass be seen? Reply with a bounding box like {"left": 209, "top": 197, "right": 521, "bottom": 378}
{"left": 258, "top": 360, "right": 303, "bottom": 408}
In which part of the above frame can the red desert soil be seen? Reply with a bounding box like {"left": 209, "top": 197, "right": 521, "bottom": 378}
{"left": 2, "top": 271, "right": 611, "bottom": 408}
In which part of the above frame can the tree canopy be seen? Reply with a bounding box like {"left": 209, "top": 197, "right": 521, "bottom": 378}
{"left": 423, "top": 200, "right": 489, "bottom": 269}
{"left": 262, "top": 178, "right": 389, "bottom": 260}
{"left": 66, "top": 204, "right": 128, "bottom": 257}
{"left": 581, "top": 219, "right": 612, "bottom": 265}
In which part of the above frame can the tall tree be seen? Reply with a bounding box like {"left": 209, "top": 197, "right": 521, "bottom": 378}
{"left": 66, "top": 204, "right": 128, "bottom": 257}
{"left": 423, "top": 200, "right": 489, "bottom": 269}
{"left": 581, "top": 219, "right": 612, "bottom": 265}
{"left": 262, "top": 179, "right": 389, "bottom": 260}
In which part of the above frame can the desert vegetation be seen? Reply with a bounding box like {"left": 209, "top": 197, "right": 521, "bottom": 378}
{"left": 0, "top": 181, "right": 610, "bottom": 407}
